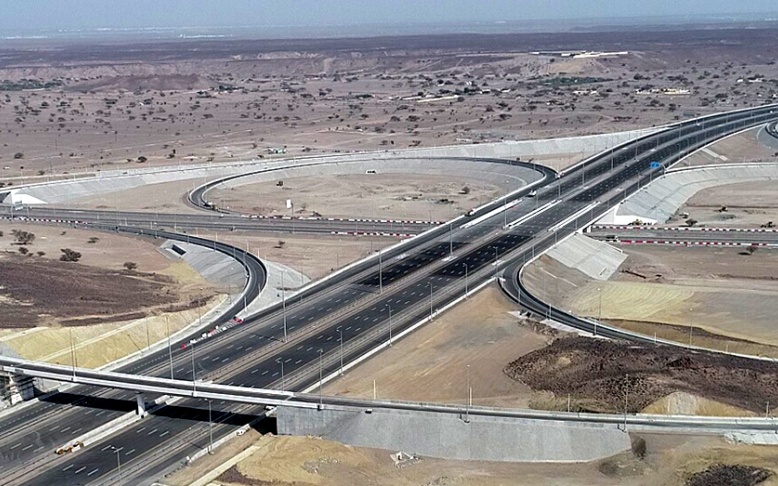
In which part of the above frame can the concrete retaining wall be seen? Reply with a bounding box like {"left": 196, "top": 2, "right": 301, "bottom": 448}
{"left": 546, "top": 233, "right": 626, "bottom": 280}
{"left": 2, "top": 127, "right": 658, "bottom": 206}
{"left": 161, "top": 241, "right": 246, "bottom": 290}
{"left": 609, "top": 162, "right": 778, "bottom": 224}
{"left": 277, "top": 406, "right": 631, "bottom": 463}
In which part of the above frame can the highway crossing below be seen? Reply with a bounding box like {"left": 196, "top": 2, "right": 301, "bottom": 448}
{"left": 2, "top": 103, "right": 778, "bottom": 485}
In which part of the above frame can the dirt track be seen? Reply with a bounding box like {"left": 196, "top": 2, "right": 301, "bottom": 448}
{"left": 505, "top": 337, "right": 778, "bottom": 414}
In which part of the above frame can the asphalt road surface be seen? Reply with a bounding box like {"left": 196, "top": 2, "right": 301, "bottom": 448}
{"left": 3, "top": 104, "right": 777, "bottom": 485}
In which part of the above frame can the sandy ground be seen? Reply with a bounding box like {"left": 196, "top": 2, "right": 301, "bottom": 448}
{"left": 3, "top": 28, "right": 777, "bottom": 178}
{"left": 0, "top": 220, "right": 171, "bottom": 272}
{"left": 671, "top": 179, "right": 778, "bottom": 228}
{"left": 0, "top": 222, "right": 221, "bottom": 367}
{"left": 209, "top": 174, "right": 505, "bottom": 221}
{"left": 191, "top": 231, "right": 395, "bottom": 282}
{"left": 324, "top": 287, "right": 551, "bottom": 408}
{"left": 166, "top": 431, "right": 778, "bottom": 486}
{"left": 523, "top": 245, "right": 778, "bottom": 356}
{"left": 67, "top": 178, "right": 208, "bottom": 213}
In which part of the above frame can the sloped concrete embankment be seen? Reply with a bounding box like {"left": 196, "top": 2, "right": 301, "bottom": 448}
{"left": 2, "top": 128, "right": 657, "bottom": 206}
{"left": 545, "top": 233, "right": 627, "bottom": 281}
{"left": 277, "top": 406, "right": 631, "bottom": 462}
{"left": 599, "top": 163, "right": 778, "bottom": 225}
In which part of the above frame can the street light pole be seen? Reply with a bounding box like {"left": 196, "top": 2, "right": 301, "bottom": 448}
{"left": 282, "top": 271, "right": 287, "bottom": 343}
{"left": 69, "top": 328, "right": 77, "bottom": 379}
{"left": 465, "top": 364, "right": 471, "bottom": 423}
{"left": 277, "top": 358, "right": 285, "bottom": 391}
{"left": 379, "top": 250, "right": 383, "bottom": 294}
{"left": 388, "top": 306, "right": 393, "bottom": 346}
{"left": 429, "top": 283, "right": 433, "bottom": 319}
{"left": 109, "top": 446, "right": 121, "bottom": 478}
{"left": 191, "top": 341, "right": 197, "bottom": 395}
{"left": 167, "top": 315, "right": 174, "bottom": 380}
{"left": 596, "top": 287, "right": 602, "bottom": 337}
{"left": 463, "top": 263, "right": 469, "bottom": 298}
{"left": 338, "top": 327, "right": 344, "bottom": 375}
{"left": 207, "top": 399, "right": 214, "bottom": 454}
{"left": 449, "top": 222, "right": 453, "bottom": 256}
{"left": 318, "top": 349, "right": 324, "bottom": 409}
{"left": 689, "top": 307, "right": 694, "bottom": 347}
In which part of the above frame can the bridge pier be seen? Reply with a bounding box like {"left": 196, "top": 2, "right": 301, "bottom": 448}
{"left": 0, "top": 371, "right": 36, "bottom": 406}
{"left": 136, "top": 392, "right": 146, "bottom": 417}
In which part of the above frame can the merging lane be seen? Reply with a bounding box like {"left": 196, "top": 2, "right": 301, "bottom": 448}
{"left": 3, "top": 104, "right": 778, "bottom": 485}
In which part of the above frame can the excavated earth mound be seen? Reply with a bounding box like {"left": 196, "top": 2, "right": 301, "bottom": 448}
{"left": 505, "top": 337, "right": 778, "bottom": 413}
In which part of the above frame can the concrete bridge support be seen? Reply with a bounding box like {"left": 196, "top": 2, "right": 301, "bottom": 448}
{"left": 136, "top": 392, "right": 146, "bottom": 417}
{"left": 0, "top": 372, "right": 36, "bottom": 406}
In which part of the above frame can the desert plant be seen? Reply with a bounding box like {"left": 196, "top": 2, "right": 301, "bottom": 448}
{"left": 123, "top": 261, "right": 138, "bottom": 271}
{"left": 60, "top": 248, "right": 82, "bottom": 262}
{"left": 11, "top": 229, "right": 35, "bottom": 245}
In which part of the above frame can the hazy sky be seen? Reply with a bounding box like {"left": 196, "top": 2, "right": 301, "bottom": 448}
{"left": 3, "top": 0, "right": 777, "bottom": 31}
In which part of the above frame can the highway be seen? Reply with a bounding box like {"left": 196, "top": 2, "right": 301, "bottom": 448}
{"left": 588, "top": 225, "right": 778, "bottom": 246}
{"left": 1, "top": 103, "right": 777, "bottom": 485}
{"left": 5, "top": 206, "right": 435, "bottom": 236}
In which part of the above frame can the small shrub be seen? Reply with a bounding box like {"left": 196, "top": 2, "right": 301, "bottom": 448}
{"left": 60, "top": 248, "right": 82, "bottom": 262}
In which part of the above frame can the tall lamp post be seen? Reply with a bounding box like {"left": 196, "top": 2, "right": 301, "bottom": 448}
{"left": 387, "top": 306, "right": 393, "bottom": 346}
{"left": 318, "top": 349, "right": 324, "bottom": 409}
{"left": 207, "top": 399, "right": 214, "bottom": 454}
{"left": 282, "top": 271, "right": 288, "bottom": 342}
{"left": 109, "top": 446, "right": 121, "bottom": 478}
{"left": 463, "top": 263, "right": 469, "bottom": 298}
{"left": 338, "top": 327, "right": 344, "bottom": 375}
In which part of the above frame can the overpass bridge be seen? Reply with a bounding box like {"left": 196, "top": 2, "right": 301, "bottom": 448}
{"left": 2, "top": 103, "right": 778, "bottom": 485}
